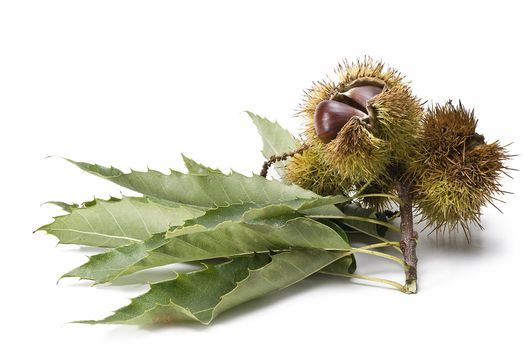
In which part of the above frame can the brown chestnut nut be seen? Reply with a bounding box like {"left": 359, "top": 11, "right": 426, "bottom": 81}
{"left": 343, "top": 85, "right": 383, "bottom": 112}
{"left": 314, "top": 100, "right": 368, "bottom": 143}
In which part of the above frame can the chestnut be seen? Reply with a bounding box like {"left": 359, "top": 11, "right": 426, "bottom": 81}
{"left": 314, "top": 100, "right": 368, "bottom": 143}
{"left": 343, "top": 85, "right": 383, "bottom": 112}
{"left": 314, "top": 84, "right": 383, "bottom": 143}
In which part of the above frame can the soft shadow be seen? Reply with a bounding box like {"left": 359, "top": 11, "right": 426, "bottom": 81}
{"left": 379, "top": 218, "right": 497, "bottom": 256}
{"left": 81, "top": 319, "right": 208, "bottom": 338}
{"left": 103, "top": 274, "right": 356, "bottom": 332}
{"left": 207, "top": 274, "right": 369, "bottom": 326}
{"left": 137, "top": 320, "right": 208, "bottom": 332}
{"left": 91, "top": 263, "right": 411, "bottom": 335}
{"left": 418, "top": 222, "right": 502, "bottom": 257}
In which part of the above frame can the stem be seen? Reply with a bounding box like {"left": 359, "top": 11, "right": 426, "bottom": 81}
{"left": 358, "top": 242, "right": 400, "bottom": 250}
{"left": 259, "top": 143, "right": 309, "bottom": 178}
{"left": 307, "top": 215, "right": 400, "bottom": 232}
{"left": 351, "top": 193, "right": 403, "bottom": 204}
{"left": 319, "top": 271, "right": 405, "bottom": 292}
{"left": 351, "top": 246, "right": 407, "bottom": 269}
{"left": 347, "top": 227, "right": 403, "bottom": 253}
{"left": 395, "top": 180, "right": 418, "bottom": 294}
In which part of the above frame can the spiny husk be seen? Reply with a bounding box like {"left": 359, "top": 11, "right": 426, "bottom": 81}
{"left": 409, "top": 102, "right": 487, "bottom": 179}
{"left": 369, "top": 84, "right": 424, "bottom": 162}
{"left": 352, "top": 178, "right": 396, "bottom": 211}
{"left": 410, "top": 102, "right": 510, "bottom": 235}
{"left": 287, "top": 57, "right": 422, "bottom": 196}
{"left": 300, "top": 57, "right": 407, "bottom": 142}
{"left": 324, "top": 118, "right": 391, "bottom": 183}
{"left": 284, "top": 143, "right": 351, "bottom": 196}
{"left": 417, "top": 102, "right": 477, "bottom": 157}
{"left": 284, "top": 141, "right": 394, "bottom": 211}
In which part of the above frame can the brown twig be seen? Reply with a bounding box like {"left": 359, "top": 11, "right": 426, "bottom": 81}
{"left": 260, "top": 144, "right": 310, "bottom": 178}
{"left": 395, "top": 179, "right": 418, "bottom": 293}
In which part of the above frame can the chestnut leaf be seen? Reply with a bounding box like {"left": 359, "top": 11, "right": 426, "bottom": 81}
{"left": 247, "top": 111, "right": 300, "bottom": 178}
{"left": 64, "top": 209, "right": 351, "bottom": 284}
{"left": 37, "top": 196, "right": 204, "bottom": 248}
{"left": 76, "top": 249, "right": 350, "bottom": 325}
{"left": 65, "top": 158, "right": 321, "bottom": 208}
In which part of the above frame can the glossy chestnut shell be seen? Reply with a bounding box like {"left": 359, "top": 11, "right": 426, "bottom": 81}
{"left": 314, "top": 101, "right": 367, "bottom": 143}
{"left": 314, "top": 84, "right": 383, "bottom": 143}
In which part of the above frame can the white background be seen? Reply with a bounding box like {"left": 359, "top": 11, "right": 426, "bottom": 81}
{"left": 1, "top": 1, "right": 522, "bottom": 349}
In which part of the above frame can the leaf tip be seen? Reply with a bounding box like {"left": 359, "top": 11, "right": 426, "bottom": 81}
{"left": 244, "top": 110, "right": 264, "bottom": 122}
{"left": 69, "top": 319, "right": 98, "bottom": 325}
{"left": 44, "top": 154, "right": 61, "bottom": 160}
{"left": 33, "top": 223, "right": 49, "bottom": 234}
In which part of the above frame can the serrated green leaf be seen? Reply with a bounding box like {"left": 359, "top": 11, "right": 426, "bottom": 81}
{"left": 247, "top": 112, "right": 300, "bottom": 178}
{"left": 78, "top": 249, "right": 349, "bottom": 325}
{"left": 181, "top": 154, "right": 221, "bottom": 175}
{"left": 64, "top": 217, "right": 351, "bottom": 284}
{"left": 66, "top": 158, "right": 320, "bottom": 208}
{"left": 37, "top": 196, "right": 204, "bottom": 248}
{"left": 43, "top": 201, "right": 79, "bottom": 213}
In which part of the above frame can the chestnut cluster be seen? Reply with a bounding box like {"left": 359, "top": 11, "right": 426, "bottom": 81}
{"left": 284, "top": 57, "right": 509, "bottom": 235}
